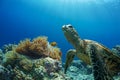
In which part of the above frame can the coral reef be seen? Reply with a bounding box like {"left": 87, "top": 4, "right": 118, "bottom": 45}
{"left": 112, "top": 45, "right": 120, "bottom": 57}
{"left": 3, "top": 51, "right": 23, "bottom": 67}
{"left": 32, "top": 57, "right": 67, "bottom": 80}
{"left": 0, "top": 49, "right": 3, "bottom": 64}
{"left": 19, "top": 58, "right": 33, "bottom": 71}
{"left": 48, "top": 45, "right": 62, "bottom": 60}
{"left": 16, "top": 37, "right": 48, "bottom": 58}
{"left": 16, "top": 36, "right": 62, "bottom": 60}
{"left": 0, "top": 36, "right": 69, "bottom": 80}
{"left": 1, "top": 56, "right": 69, "bottom": 80}
{"left": 0, "top": 65, "right": 14, "bottom": 80}
{"left": 2, "top": 44, "right": 17, "bottom": 53}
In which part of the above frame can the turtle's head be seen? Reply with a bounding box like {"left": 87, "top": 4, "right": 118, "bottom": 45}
{"left": 62, "top": 24, "right": 80, "bottom": 45}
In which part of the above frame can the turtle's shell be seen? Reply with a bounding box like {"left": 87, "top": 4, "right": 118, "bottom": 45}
{"left": 76, "top": 39, "right": 120, "bottom": 76}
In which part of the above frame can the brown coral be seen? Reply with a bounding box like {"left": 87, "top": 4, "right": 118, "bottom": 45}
{"left": 16, "top": 36, "right": 62, "bottom": 60}
{"left": 16, "top": 37, "right": 49, "bottom": 58}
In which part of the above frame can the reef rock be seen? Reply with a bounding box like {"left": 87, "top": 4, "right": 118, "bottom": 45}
{"left": 63, "top": 60, "right": 94, "bottom": 80}
{"left": 64, "top": 60, "right": 120, "bottom": 80}
{"left": 112, "top": 45, "right": 120, "bottom": 56}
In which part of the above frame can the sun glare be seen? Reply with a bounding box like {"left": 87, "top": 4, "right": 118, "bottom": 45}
{"left": 59, "top": 0, "right": 118, "bottom": 4}
{"left": 60, "top": 0, "right": 100, "bottom": 3}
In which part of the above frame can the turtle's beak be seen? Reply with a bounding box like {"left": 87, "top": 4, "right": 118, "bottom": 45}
{"left": 62, "top": 24, "right": 72, "bottom": 32}
{"left": 62, "top": 25, "right": 66, "bottom": 32}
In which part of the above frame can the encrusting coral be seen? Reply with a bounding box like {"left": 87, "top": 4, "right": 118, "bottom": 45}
{"left": 15, "top": 36, "right": 62, "bottom": 60}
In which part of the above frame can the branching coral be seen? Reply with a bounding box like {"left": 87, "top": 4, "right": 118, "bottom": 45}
{"left": 15, "top": 36, "right": 62, "bottom": 60}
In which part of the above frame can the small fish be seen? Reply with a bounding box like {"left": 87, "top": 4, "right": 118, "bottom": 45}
{"left": 50, "top": 42, "right": 57, "bottom": 46}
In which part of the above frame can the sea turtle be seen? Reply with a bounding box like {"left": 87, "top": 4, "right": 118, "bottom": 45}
{"left": 62, "top": 24, "right": 120, "bottom": 79}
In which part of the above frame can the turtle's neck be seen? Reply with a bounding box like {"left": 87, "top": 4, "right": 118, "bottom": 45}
{"left": 73, "top": 39, "right": 85, "bottom": 53}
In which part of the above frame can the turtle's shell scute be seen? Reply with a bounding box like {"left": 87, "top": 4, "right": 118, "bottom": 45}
{"left": 77, "top": 39, "right": 120, "bottom": 76}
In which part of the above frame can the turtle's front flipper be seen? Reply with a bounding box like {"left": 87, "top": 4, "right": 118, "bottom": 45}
{"left": 64, "top": 49, "right": 76, "bottom": 74}
{"left": 89, "top": 45, "right": 114, "bottom": 80}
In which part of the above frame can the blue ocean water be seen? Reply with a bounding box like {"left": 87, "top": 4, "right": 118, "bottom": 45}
{"left": 0, "top": 0, "right": 120, "bottom": 62}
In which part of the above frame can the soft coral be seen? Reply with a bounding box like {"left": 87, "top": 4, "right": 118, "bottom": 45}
{"left": 16, "top": 36, "right": 62, "bottom": 60}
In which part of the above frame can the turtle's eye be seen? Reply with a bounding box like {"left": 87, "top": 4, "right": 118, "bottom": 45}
{"left": 69, "top": 25, "right": 73, "bottom": 28}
